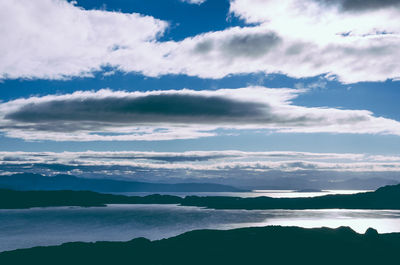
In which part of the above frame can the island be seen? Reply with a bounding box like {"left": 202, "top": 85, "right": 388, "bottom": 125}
{"left": 1, "top": 183, "right": 400, "bottom": 210}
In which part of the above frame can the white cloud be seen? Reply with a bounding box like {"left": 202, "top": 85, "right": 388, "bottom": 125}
{"left": 229, "top": 0, "right": 400, "bottom": 41}
{"left": 156, "top": 0, "right": 400, "bottom": 83}
{"left": 0, "top": 0, "right": 167, "bottom": 79}
{"left": 2, "top": 150, "right": 400, "bottom": 173}
{"left": 1, "top": 87, "right": 400, "bottom": 141}
{"left": 0, "top": 0, "right": 399, "bottom": 83}
{"left": 166, "top": 26, "right": 398, "bottom": 82}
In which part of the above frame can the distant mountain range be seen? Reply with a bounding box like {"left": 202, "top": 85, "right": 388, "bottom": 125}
{"left": 0, "top": 173, "right": 246, "bottom": 192}
{"left": 1, "top": 172, "right": 399, "bottom": 193}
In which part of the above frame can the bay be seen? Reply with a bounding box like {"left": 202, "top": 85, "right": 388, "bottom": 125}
{"left": 1, "top": 204, "right": 399, "bottom": 252}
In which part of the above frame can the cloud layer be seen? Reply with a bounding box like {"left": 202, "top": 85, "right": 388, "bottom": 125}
{"left": 0, "top": 0, "right": 399, "bottom": 83}
{"left": 1, "top": 87, "right": 400, "bottom": 141}
{"left": 2, "top": 150, "right": 400, "bottom": 176}
{"left": 2, "top": 151, "right": 400, "bottom": 189}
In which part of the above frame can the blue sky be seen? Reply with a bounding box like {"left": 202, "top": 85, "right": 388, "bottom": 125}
{"left": 0, "top": 0, "right": 400, "bottom": 183}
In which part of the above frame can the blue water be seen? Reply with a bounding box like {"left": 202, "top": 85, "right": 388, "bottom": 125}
{"left": 110, "top": 189, "right": 368, "bottom": 198}
{"left": 1, "top": 204, "right": 400, "bottom": 252}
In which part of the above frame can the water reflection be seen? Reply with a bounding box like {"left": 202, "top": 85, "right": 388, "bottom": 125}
{"left": 251, "top": 209, "right": 400, "bottom": 234}
{"left": 0, "top": 205, "right": 399, "bottom": 253}
{"left": 113, "top": 190, "right": 369, "bottom": 198}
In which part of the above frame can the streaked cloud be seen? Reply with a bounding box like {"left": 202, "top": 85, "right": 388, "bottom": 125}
{"left": 2, "top": 150, "right": 400, "bottom": 174}
{"left": 1, "top": 87, "right": 400, "bottom": 141}
{"left": 2, "top": 151, "right": 400, "bottom": 189}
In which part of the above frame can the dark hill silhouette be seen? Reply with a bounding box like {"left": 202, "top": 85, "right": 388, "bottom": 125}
{"left": 0, "top": 226, "right": 398, "bottom": 265}
{"left": 0, "top": 173, "right": 245, "bottom": 192}
{"left": 0, "top": 189, "right": 181, "bottom": 209}
{"left": 1, "top": 183, "right": 400, "bottom": 209}
{"left": 180, "top": 183, "right": 400, "bottom": 209}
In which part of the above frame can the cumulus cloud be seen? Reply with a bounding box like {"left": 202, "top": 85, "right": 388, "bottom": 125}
{"left": 222, "top": 0, "right": 400, "bottom": 82}
{"left": 0, "top": 0, "right": 399, "bottom": 83}
{"left": 0, "top": 0, "right": 168, "bottom": 80}
{"left": 166, "top": 26, "right": 399, "bottom": 83}
{"left": 1, "top": 87, "right": 400, "bottom": 141}
{"left": 229, "top": 0, "right": 400, "bottom": 38}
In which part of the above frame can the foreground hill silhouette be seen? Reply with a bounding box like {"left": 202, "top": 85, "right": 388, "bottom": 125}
{"left": 0, "top": 173, "right": 245, "bottom": 192}
{"left": 1, "top": 183, "right": 400, "bottom": 209}
{"left": 0, "top": 226, "right": 398, "bottom": 265}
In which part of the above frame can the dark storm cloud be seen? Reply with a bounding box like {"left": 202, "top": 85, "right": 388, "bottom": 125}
{"left": 0, "top": 89, "right": 373, "bottom": 134}
{"left": 4, "top": 94, "right": 267, "bottom": 132}
{"left": 0, "top": 89, "right": 387, "bottom": 140}
{"left": 317, "top": 0, "right": 400, "bottom": 12}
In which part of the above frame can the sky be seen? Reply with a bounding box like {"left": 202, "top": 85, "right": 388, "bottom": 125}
{"left": 0, "top": 0, "right": 400, "bottom": 186}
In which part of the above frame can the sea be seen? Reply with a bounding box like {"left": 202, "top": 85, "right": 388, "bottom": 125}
{"left": 2, "top": 189, "right": 399, "bottom": 253}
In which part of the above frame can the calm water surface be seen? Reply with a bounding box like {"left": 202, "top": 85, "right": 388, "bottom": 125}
{"left": 112, "top": 189, "right": 369, "bottom": 198}
{"left": 0, "top": 204, "right": 399, "bottom": 252}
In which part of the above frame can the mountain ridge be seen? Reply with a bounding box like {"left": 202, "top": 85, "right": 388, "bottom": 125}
{"left": 0, "top": 173, "right": 246, "bottom": 192}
